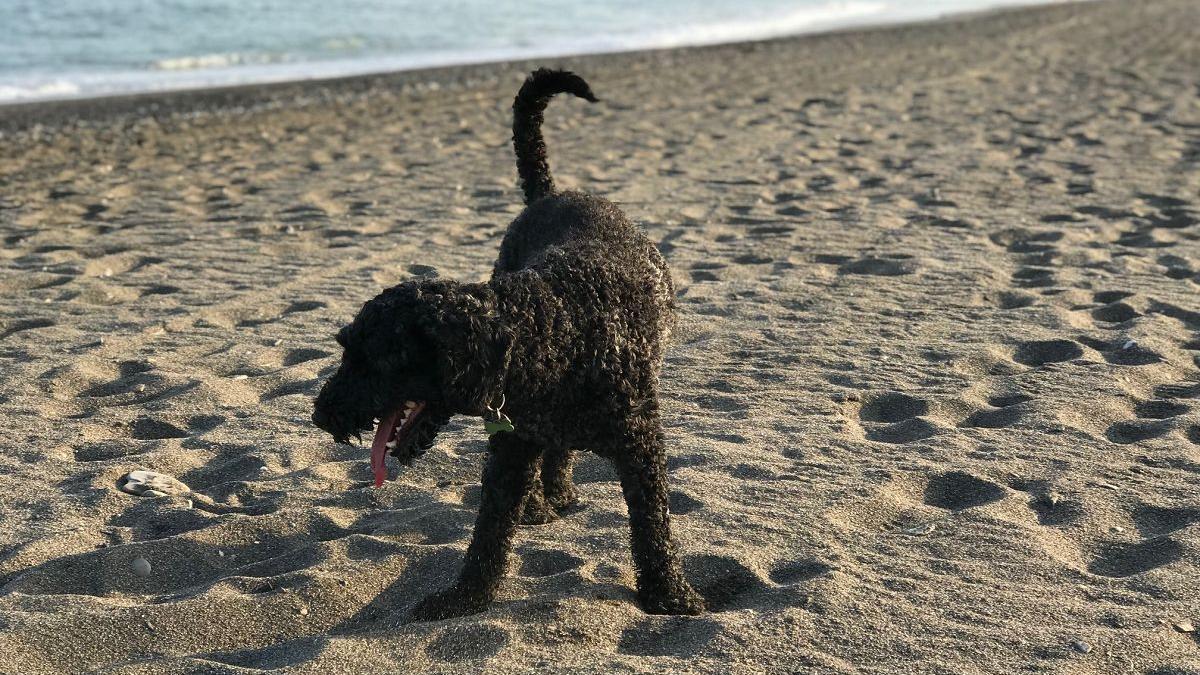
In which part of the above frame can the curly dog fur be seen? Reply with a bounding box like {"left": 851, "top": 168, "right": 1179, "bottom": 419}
{"left": 312, "top": 68, "right": 704, "bottom": 621}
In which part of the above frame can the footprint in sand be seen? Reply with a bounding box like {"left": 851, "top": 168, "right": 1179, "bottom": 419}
{"left": 141, "top": 284, "right": 180, "bottom": 297}
{"left": 1087, "top": 537, "right": 1184, "bottom": 578}
{"left": 425, "top": 625, "right": 510, "bottom": 663}
{"left": 1012, "top": 266, "right": 1056, "bottom": 289}
{"left": 238, "top": 300, "right": 326, "bottom": 328}
{"left": 1149, "top": 301, "right": 1200, "bottom": 330}
{"left": 1105, "top": 399, "right": 1190, "bottom": 445}
{"left": 129, "top": 417, "right": 190, "bottom": 440}
{"left": 993, "top": 290, "right": 1037, "bottom": 310}
{"left": 668, "top": 490, "right": 705, "bottom": 516}
{"left": 910, "top": 214, "right": 973, "bottom": 229}
{"left": 768, "top": 559, "right": 833, "bottom": 585}
{"left": 0, "top": 318, "right": 56, "bottom": 341}
{"left": 1086, "top": 290, "right": 1141, "bottom": 324}
{"left": 1024, "top": 490, "right": 1085, "bottom": 527}
{"left": 683, "top": 554, "right": 769, "bottom": 612}
{"left": 1076, "top": 336, "right": 1164, "bottom": 366}
{"left": 959, "top": 393, "right": 1033, "bottom": 429}
{"left": 276, "top": 204, "right": 329, "bottom": 225}
{"left": 988, "top": 227, "right": 1063, "bottom": 254}
{"left": 1158, "top": 254, "right": 1197, "bottom": 282}
{"left": 838, "top": 255, "right": 917, "bottom": 277}
{"left": 689, "top": 262, "right": 725, "bottom": 282}
{"left": 859, "top": 392, "right": 928, "bottom": 422}
{"left": 1011, "top": 339, "right": 1083, "bottom": 367}
{"left": 923, "top": 471, "right": 1007, "bottom": 511}
{"left": 1091, "top": 301, "right": 1140, "bottom": 324}
{"left": 617, "top": 617, "right": 721, "bottom": 658}
{"left": 1153, "top": 381, "right": 1200, "bottom": 400}
{"left": 1115, "top": 228, "right": 1176, "bottom": 249}
{"left": 856, "top": 392, "right": 938, "bottom": 444}
{"left": 516, "top": 548, "right": 584, "bottom": 578}
{"left": 1131, "top": 504, "right": 1200, "bottom": 538}
{"left": 282, "top": 348, "right": 331, "bottom": 367}
{"left": 1139, "top": 193, "right": 1199, "bottom": 230}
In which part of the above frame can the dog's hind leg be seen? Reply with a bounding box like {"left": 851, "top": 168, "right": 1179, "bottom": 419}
{"left": 521, "top": 446, "right": 579, "bottom": 524}
{"left": 520, "top": 454, "right": 559, "bottom": 525}
{"left": 610, "top": 419, "right": 705, "bottom": 616}
{"left": 408, "top": 434, "right": 540, "bottom": 621}
{"left": 542, "top": 446, "right": 578, "bottom": 510}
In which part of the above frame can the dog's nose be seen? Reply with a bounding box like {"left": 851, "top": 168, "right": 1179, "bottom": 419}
{"left": 311, "top": 409, "right": 329, "bottom": 430}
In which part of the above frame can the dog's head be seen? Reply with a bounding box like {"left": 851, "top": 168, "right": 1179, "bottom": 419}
{"left": 311, "top": 278, "right": 510, "bottom": 471}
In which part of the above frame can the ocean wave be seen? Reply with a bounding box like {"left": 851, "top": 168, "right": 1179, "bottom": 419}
{"left": 152, "top": 51, "right": 291, "bottom": 71}
{"left": 0, "top": 79, "right": 82, "bottom": 102}
{"left": 600, "top": 1, "right": 888, "bottom": 50}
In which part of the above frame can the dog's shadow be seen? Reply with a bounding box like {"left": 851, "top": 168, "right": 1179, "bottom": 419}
{"left": 330, "top": 544, "right": 464, "bottom": 632}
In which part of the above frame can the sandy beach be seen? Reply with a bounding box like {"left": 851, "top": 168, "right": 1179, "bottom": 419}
{"left": 1, "top": 0, "right": 1199, "bottom": 672}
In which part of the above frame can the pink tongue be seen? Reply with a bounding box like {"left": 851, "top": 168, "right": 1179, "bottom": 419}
{"left": 370, "top": 409, "right": 402, "bottom": 488}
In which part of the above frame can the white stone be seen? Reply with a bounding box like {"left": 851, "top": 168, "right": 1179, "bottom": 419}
{"left": 131, "top": 557, "right": 152, "bottom": 577}
{"left": 119, "top": 471, "right": 191, "bottom": 497}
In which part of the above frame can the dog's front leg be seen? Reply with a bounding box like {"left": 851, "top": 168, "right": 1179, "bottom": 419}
{"left": 408, "top": 434, "right": 540, "bottom": 622}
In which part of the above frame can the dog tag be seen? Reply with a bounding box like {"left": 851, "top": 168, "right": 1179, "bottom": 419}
{"left": 484, "top": 419, "right": 515, "bottom": 435}
{"left": 483, "top": 409, "right": 515, "bottom": 435}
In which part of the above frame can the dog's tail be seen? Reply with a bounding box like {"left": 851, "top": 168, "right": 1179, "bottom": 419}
{"left": 513, "top": 68, "right": 598, "bottom": 205}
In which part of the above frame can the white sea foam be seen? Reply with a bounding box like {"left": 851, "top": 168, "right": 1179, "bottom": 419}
{"left": 0, "top": 79, "right": 82, "bottom": 102}
{"left": 152, "top": 50, "right": 298, "bottom": 71}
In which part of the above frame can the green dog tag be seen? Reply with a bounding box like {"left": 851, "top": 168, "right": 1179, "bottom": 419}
{"left": 484, "top": 418, "right": 515, "bottom": 435}
{"left": 483, "top": 395, "right": 515, "bottom": 436}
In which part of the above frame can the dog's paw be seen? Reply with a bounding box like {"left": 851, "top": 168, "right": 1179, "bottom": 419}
{"left": 407, "top": 587, "right": 491, "bottom": 622}
{"left": 544, "top": 488, "right": 580, "bottom": 512}
{"left": 520, "top": 499, "right": 560, "bottom": 525}
{"left": 638, "top": 580, "right": 706, "bottom": 616}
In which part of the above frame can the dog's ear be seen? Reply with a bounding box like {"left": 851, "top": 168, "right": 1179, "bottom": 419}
{"left": 417, "top": 281, "right": 512, "bottom": 413}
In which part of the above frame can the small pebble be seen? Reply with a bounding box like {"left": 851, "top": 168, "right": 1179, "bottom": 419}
{"left": 1072, "top": 640, "right": 1092, "bottom": 654}
{"left": 298, "top": 606, "right": 309, "bottom": 616}
{"left": 133, "top": 384, "right": 147, "bottom": 393}
{"left": 131, "top": 557, "right": 152, "bottom": 577}
{"left": 1175, "top": 621, "right": 1195, "bottom": 633}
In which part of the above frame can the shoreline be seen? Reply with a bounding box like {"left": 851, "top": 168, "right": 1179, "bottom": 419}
{"left": 0, "top": 0, "right": 1085, "bottom": 135}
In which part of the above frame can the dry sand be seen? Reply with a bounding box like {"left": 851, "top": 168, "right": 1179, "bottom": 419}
{"left": 1, "top": 0, "right": 1199, "bottom": 672}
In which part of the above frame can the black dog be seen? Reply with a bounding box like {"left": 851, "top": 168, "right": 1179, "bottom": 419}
{"left": 312, "top": 69, "right": 704, "bottom": 621}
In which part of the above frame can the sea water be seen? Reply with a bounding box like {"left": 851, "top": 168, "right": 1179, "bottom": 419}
{"left": 0, "top": 0, "right": 1079, "bottom": 103}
